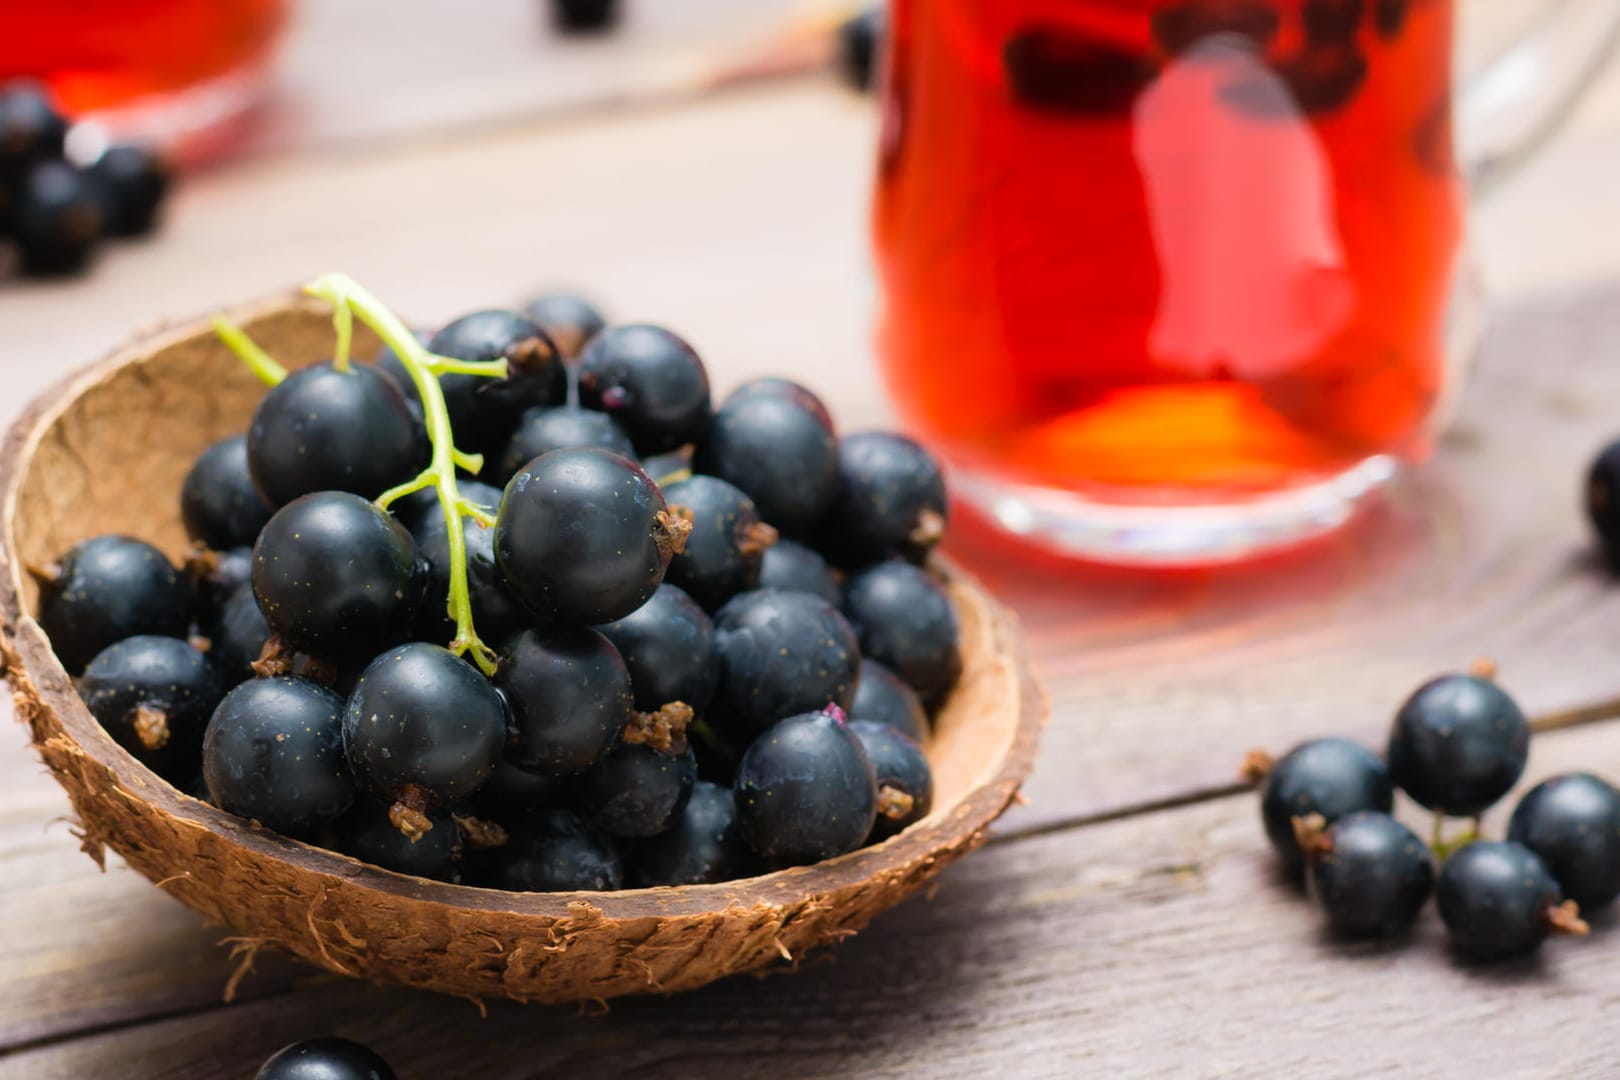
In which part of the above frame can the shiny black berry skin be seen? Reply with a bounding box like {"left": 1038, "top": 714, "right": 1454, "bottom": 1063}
{"left": 1437, "top": 841, "right": 1566, "bottom": 962}
{"left": 210, "top": 583, "right": 270, "bottom": 685}
{"left": 661, "top": 475, "right": 774, "bottom": 611}
{"left": 78, "top": 636, "right": 226, "bottom": 784}
{"left": 758, "top": 537, "right": 842, "bottom": 607}
{"left": 734, "top": 708, "right": 878, "bottom": 866}
{"left": 478, "top": 809, "right": 622, "bottom": 891}
{"left": 12, "top": 160, "right": 104, "bottom": 275}
{"left": 342, "top": 643, "right": 507, "bottom": 809}
{"left": 180, "top": 434, "right": 274, "bottom": 550}
{"left": 1260, "top": 738, "right": 1393, "bottom": 874}
{"left": 495, "top": 406, "right": 635, "bottom": 482}
{"left": 1387, "top": 673, "right": 1529, "bottom": 816}
{"left": 247, "top": 362, "right": 424, "bottom": 507}
{"left": 842, "top": 561, "right": 961, "bottom": 709}
{"left": 335, "top": 799, "right": 461, "bottom": 882}
{"left": 38, "top": 535, "right": 194, "bottom": 673}
{"left": 577, "top": 324, "right": 712, "bottom": 454}
{"left": 520, "top": 291, "right": 607, "bottom": 358}
{"left": 1508, "top": 773, "right": 1620, "bottom": 912}
{"left": 630, "top": 781, "right": 749, "bottom": 886}
{"left": 1585, "top": 438, "right": 1620, "bottom": 564}
{"left": 190, "top": 545, "right": 253, "bottom": 625}
{"left": 428, "top": 310, "right": 567, "bottom": 456}
{"left": 254, "top": 1037, "right": 397, "bottom": 1080}
{"left": 493, "top": 627, "right": 633, "bottom": 776}
{"left": 584, "top": 742, "right": 697, "bottom": 838}
{"left": 726, "top": 377, "right": 835, "bottom": 432}
{"left": 406, "top": 484, "right": 526, "bottom": 647}
{"left": 640, "top": 447, "right": 692, "bottom": 485}
{"left": 711, "top": 589, "right": 860, "bottom": 739}
{"left": 495, "top": 447, "right": 676, "bottom": 624}
{"left": 849, "top": 659, "right": 927, "bottom": 742}
{"left": 849, "top": 719, "right": 933, "bottom": 840}
{"left": 252, "top": 493, "right": 426, "bottom": 659}
{"left": 1306, "top": 812, "right": 1432, "bottom": 938}
{"left": 594, "top": 583, "right": 717, "bottom": 714}
{"left": 838, "top": 6, "right": 885, "bottom": 92}
{"left": 88, "top": 144, "right": 170, "bottom": 236}
{"left": 394, "top": 479, "right": 500, "bottom": 535}
{"left": 692, "top": 384, "right": 840, "bottom": 536}
{"left": 825, "top": 432, "right": 947, "bottom": 566}
{"left": 0, "top": 82, "right": 67, "bottom": 168}
{"left": 203, "top": 676, "right": 356, "bottom": 835}
{"left": 469, "top": 758, "right": 569, "bottom": 822}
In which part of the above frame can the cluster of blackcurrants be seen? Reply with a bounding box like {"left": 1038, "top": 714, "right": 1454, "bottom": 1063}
{"left": 0, "top": 81, "right": 170, "bottom": 277}
{"left": 1248, "top": 662, "right": 1620, "bottom": 962}
{"left": 42, "top": 280, "right": 956, "bottom": 892}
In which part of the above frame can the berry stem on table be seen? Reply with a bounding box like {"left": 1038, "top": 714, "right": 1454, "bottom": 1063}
{"left": 212, "top": 317, "right": 287, "bottom": 387}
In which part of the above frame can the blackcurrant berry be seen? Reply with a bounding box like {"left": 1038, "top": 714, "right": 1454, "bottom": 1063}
{"left": 519, "top": 291, "right": 606, "bottom": 358}
{"left": 726, "top": 377, "right": 835, "bottom": 432}
{"left": 79, "top": 635, "right": 225, "bottom": 785}
{"left": 180, "top": 435, "right": 274, "bottom": 551}
{"left": 87, "top": 144, "right": 170, "bottom": 236}
{"left": 711, "top": 589, "right": 859, "bottom": 739}
{"left": 551, "top": 0, "right": 620, "bottom": 33}
{"left": 1508, "top": 773, "right": 1620, "bottom": 912}
{"left": 406, "top": 484, "right": 526, "bottom": 647}
{"left": 584, "top": 738, "right": 697, "bottom": 838}
{"left": 1436, "top": 841, "right": 1588, "bottom": 962}
{"left": 493, "top": 626, "right": 633, "bottom": 775}
{"left": 188, "top": 545, "right": 254, "bottom": 625}
{"left": 210, "top": 582, "right": 270, "bottom": 685}
{"left": 254, "top": 1037, "right": 396, "bottom": 1080}
{"left": 1584, "top": 437, "right": 1620, "bottom": 564}
{"left": 12, "top": 160, "right": 104, "bottom": 275}
{"left": 639, "top": 447, "right": 692, "bottom": 486}
{"left": 823, "top": 431, "right": 946, "bottom": 566}
{"left": 251, "top": 492, "right": 426, "bottom": 659}
{"left": 849, "top": 659, "right": 927, "bottom": 742}
{"left": 1253, "top": 738, "right": 1393, "bottom": 874}
{"left": 494, "top": 447, "right": 687, "bottom": 625}
{"left": 1387, "top": 669, "right": 1529, "bottom": 817}
{"left": 758, "top": 537, "right": 842, "bottom": 606}
{"left": 478, "top": 808, "right": 622, "bottom": 891}
{"left": 849, "top": 719, "right": 933, "bottom": 840}
{"left": 342, "top": 643, "right": 507, "bottom": 833}
{"left": 838, "top": 7, "right": 885, "bottom": 92}
{"left": 36, "top": 535, "right": 194, "bottom": 673}
{"left": 1299, "top": 811, "right": 1432, "bottom": 939}
{"left": 469, "top": 758, "right": 569, "bottom": 823}
{"left": 594, "top": 583, "right": 718, "bottom": 714}
{"left": 734, "top": 707, "right": 877, "bottom": 866}
{"left": 495, "top": 406, "right": 635, "bottom": 483}
{"left": 692, "top": 383, "right": 840, "bottom": 536}
{"left": 0, "top": 82, "right": 68, "bottom": 168}
{"left": 394, "top": 478, "right": 501, "bottom": 535}
{"left": 428, "top": 310, "right": 566, "bottom": 457}
{"left": 203, "top": 676, "right": 356, "bottom": 835}
{"left": 335, "top": 799, "right": 461, "bottom": 882}
{"left": 661, "top": 475, "right": 777, "bottom": 611}
{"left": 842, "top": 561, "right": 961, "bottom": 708}
{"left": 629, "top": 780, "right": 749, "bottom": 887}
{"left": 577, "top": 324, "right": 711, "bottom": 454}
{"left": 246, "top": 362, "right": 425, "bottom": 506}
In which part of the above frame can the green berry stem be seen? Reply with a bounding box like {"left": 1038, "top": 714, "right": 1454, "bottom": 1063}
{"left": 212, "top": 317, "right": 287, "bottom": 387}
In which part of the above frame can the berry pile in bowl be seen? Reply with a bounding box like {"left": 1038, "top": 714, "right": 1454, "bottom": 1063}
{"left": 0, "top": 275, "right": 1043, "bottom": 1004}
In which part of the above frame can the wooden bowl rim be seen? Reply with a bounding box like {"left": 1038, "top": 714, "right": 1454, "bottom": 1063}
{"left": 0, "top": 290, "right": 1045, "bottom": 922}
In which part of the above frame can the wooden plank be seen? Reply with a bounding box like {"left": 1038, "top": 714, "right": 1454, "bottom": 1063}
{"left": 9, "top": 718, "right": 1620, "bottom": 1078}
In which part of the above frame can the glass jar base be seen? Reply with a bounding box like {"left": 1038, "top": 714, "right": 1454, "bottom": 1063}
{"left": 949, "top": 455, "right": 1399, "bottom": 567}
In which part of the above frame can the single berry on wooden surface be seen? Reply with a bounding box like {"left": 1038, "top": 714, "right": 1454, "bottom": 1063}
{"left": 1248, "top": 737, "right": 1393, "bottom": 874}
{"left": 1508, "top": 772, "right": 1620, "bottom": 912}
{"left": 711, "top": 588, "right": 860, "bottom": 739}
{"left": 734, "top": 706, "right": 878, "bottom": 866}
{"left": 758, "top": 537, "right": 842, "bottom": 607}
{"left": 78, "top": 635, "right": 225, "bottom": 785}
{"left": 838, "top": 6, "right": 885, "bottom": 92}
{"left": 1436, "top": 840, "right": 1588, "bottom": 962}
{"left": 630, "top": 780, "right": 750, "bottom": 887}
{"left": 661, "top": 474, "right": 777, "bottom": 611}
{"left": 180, "top": 434, "right": 274, "bottom": 551}
{"left": 849, "top": 719, "right": 933, "bottom": 840}
{"left": 493, "top": 626, "right": 633, "bottom": 776}
{"left": 1585, "top": 437, "right": 1620, "bottom": 563}
{"left": 88, "top": 144, "right": 170, "bottom": 236}
{"left": 12, "top": 159, "right": 103, "bottom": 275}
{"left": 1296, "top": 811, "right": 1432, "bottom": 938}
{"left": 842, "top": 560, "right": 961, "bottom": 708}
{"left": 34, "top": 535, "right": 194, "bottom": 673}
{"left": 1386, "top": 664, "right": 1528, "bottom": 817}
{"left": 692, "top": 382, "right": 840, "bottom": 536}
{"left": 254, "top": 1036, "right": 397, "bottom": 1080}
{"left": 577, "top": 323, "right": 712, "bottom": 454}
{"left": 594, "top": 583, "right": 718, "bottom": 715}
{"left": 203, "top": 676, "right": 356, "bottom": 836}
{"left": 849, "top": 659, "right": 928, "bottom": 742}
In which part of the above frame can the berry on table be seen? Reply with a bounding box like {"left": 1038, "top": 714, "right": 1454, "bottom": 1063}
{"left": 203, "top": 676, "right": 357, "bottom": 836}
{"left": 823, "top": 431, "right": 947, "bottom": 567}
{"left": 849, "top": 659, "right": 927, "bottom": 742}
{"left": 0, "top": 82, "right": 68, "bottom": 168}
{"left": 849, "top": 719, "right": 933, "bottom": 840}
{"left": 1436, "top": 840, "right": 1588, "bottom": 962}
{"left": 334, "top": 799, "right": 462, "bottom": 882}
{"left": 841, "top": 560, "right": 961, "bottom": 709}
{"left": 88, "top": 144, "right": 170, "bottom": 236}
{"left": 1507, "top": 772, "right": 1620, "bottom": 913}
{"left": 476, "top": 808, "right": 622, "bottom": 891}
{"left": 629, "top": 780, "right": 749, "bottom": 887}
{"left": 519, "top": 291, "right": 606, "bottom": 358}
{"left": 496, "top": 405, "right": 635, "bottom": 482}
{"left": 582, "top": 706, "right": 698, "bottom": 838}
{"left": 1247, "top": 737, "right": 1393, "bottom": 874}
{"left": 342, "top": 643, "right": 508, "bottom": 838}
{"left": 577, "top": 324, "right": 712, "bottom": 454}
{"left": 838, "top": 7, "right": 885, "bottom": 92}
{"left": 660, "top": 474, "right": 778, "bottom": 611}
{"left": 550, "top": 0, "right": 620, "bottom": 34}
{"left": 711, "top": 588, "right": 860, "bottom": 739}
{"left": 1585, "top": 437, "right": 1620, "bottom": 564}
{"left": 494, "top": 447, "right": 689, "bottom": 625}
{"left": 734, "top": 706, "right": 878, "bottom": 866}
{"left": 427, "top": 309, "right": 567, "bottom": 457}
{"left": 1296, "top": 811, "right": 1433, "bottom": 938}
{"left": 758, "top": 536, "right": 843, "bottom": 607}
{"left": 34, "top": 535, "right": 194, "bottom": 673}
{"left": 594, "top": 583, "right": 718, "bottom": 715}
{"left": 251, "top": 492, "right": 426, "bottom": 660}
{"left": 78, "top": 635, "right": 226, "bottom": 785}
{"left": 493, "top": 626, "right": 633, "bottom": 776}
{"left": 12, "top": 159, "right": 104, "bottom": 275}
{"left": 180, "top": 434, "right": 274, "bottom": 551}
{"left": 1386, "top": 662, "right": 1529, "bottom": 817}
{"left": 255, "top": 1037, "right": 396, "bottom": 1080}
{"left": 692, "top": 381, "right": 841, "bottom": 536}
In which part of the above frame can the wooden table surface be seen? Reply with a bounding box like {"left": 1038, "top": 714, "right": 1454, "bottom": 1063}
{"left": 4, "top": 6, "right": 1620, "bottom": 1077}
